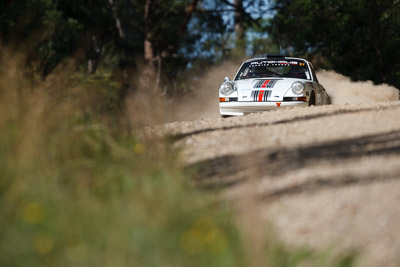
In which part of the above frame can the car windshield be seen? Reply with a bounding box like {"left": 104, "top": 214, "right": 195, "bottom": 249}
{"left": 234, "top": 59, "right": 311, "bottom": 80}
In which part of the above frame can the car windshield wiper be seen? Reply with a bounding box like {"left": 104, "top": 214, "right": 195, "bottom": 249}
{"left": 264, "top": 74, "right": 282, "bottom": 78}
{"left": 265, "top": 70, "right": 283, "bottom": 77}
{"left": 238, "top": 71, "right": 282, "bottom": 79}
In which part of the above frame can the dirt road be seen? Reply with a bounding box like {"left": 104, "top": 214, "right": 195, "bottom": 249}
{"left": 156, "top": 101, "right": 400, "bottom": 266}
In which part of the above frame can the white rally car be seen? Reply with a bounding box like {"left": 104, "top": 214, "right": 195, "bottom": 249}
{"left": 219, "top": 55, "right": 330, "bottom": 117}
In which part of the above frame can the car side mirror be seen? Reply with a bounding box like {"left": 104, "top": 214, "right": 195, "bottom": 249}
{"left": 224, "top": 77, "right": 230, "bottom": 82}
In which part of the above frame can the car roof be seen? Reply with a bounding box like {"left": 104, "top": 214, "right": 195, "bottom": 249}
{"left": 242, "top": 56, "right": 309, "bottom": 63}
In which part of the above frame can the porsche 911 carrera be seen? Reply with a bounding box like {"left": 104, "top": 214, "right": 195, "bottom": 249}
{"left": 219, "top": 55, "right": 330, "bottom": 117}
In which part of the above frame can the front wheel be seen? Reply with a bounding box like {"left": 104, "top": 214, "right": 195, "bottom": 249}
{"left": 326, "top": 95, "right": 332, "bottom": 105}
{"left": 309, "top": 92, "right": 315, "bottom": 106}
{"left": 221, "top": 115, "right": 233, "bottom": 119}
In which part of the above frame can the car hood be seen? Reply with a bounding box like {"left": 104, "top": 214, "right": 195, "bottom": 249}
{"left": 235, "top": 78, "right": 301, "bottom": 101}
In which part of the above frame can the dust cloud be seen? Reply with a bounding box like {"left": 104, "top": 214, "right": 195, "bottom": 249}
{"left": 171, "top": 65, "right": 399, "bottom": 122}
{"left": 125, "top": 61, "right": 241, "bottom": 126}
{"left": 169, "top": 61, "right": 240, "bottom": 121}
{"left": 132, "top": 64, "right": 400, "bottom": 126}
{"left": 317, "top": 70, "right": 399, "bottom": 104}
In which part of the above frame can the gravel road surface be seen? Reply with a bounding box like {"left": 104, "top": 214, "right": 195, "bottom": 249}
{"left": 150, "top": 101, "right": 400, "bottom": 266}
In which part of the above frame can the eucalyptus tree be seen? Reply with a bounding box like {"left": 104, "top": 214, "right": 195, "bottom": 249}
{"left": 269, "top": 0, "right": 400, "bottom": 88}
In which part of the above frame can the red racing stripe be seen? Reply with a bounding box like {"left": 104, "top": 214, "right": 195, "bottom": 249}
{"left": 261, "top": 80, "right": 270, "bottom": 88}
{"left": 258, "top": 90, "right": 264, "bottom": 101}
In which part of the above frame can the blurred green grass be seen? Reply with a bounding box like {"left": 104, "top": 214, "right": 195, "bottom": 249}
{"left": 0, "top": 57, "right": 358, "bottom": 267}
{"left": 0, "top": 58, "right": 245, "bottom": 267}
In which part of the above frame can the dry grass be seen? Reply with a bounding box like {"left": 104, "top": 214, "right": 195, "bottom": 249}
{"left": 0, "top": 55, "right": 244, "bottom": 267}
{"left": 0, "top": 53, "right": 358, "bottom": 267}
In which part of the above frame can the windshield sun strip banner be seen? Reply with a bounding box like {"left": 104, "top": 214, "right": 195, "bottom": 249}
{"left": 250, "top": 60, "right": 300, "bottom": 66}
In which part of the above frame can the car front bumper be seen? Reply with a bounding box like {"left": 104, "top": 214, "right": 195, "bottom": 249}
{"left": 219, "top": 101, "right": 309, "bottom": 116}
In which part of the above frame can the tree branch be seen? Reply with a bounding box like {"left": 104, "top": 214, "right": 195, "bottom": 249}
{"left": 179, "top": 0, "right": 200, "bottom": 36}
{"left": 196, "top": 8, "right": 236, "bottom": 13}
{"left": 219, "top": 0, "right": 262, "bottom": 27}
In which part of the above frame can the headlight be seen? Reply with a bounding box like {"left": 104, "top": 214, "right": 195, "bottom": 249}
{"left": 291, "top": 81, "right": 305, "bottom": 95}
{"left": 219, "top": 82, "right": 235, "bottom": 96}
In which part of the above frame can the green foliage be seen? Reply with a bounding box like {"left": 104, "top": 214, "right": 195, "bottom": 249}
{"left": 39, "top": 8, "right": 84, "bottom": 76}
{"left": 269, "top": 0, "right": 400, "bottom": 88}
{"left": 0, "top": 65, "right": 245, "bottom": 267}
{"left": 247, "top": 20, "right": 281, "bottom": 57}
{"left": 71, "top": 70, "right": 124, "bottom": 114}
{"left": 266, "top": 239, "right": 359, "bottom": 267}
{"left": 0, "top": 0, "right": 270, "bottom": 83}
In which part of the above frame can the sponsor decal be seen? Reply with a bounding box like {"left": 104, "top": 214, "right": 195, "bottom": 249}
{"left": 251, "top": 61, "right": 292, "bottom": 66}
{"left": 250, "top": 60, "right": 303, "bottom": 67}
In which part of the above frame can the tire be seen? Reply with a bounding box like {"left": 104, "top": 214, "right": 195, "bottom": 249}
{"left": 309, "top": 92, "right": 316, "bottom": 106}
{"left": 326, "top": 95, "right": 332, "bottom": 105}
{"left": 221, "top": 115, "right": 232, "bottom": 119}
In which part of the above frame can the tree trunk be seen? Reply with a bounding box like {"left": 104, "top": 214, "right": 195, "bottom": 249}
{"left": 139, "top": 0, "right": 158, "bottom": 90}
{"left": 108, "top": 0, "right": 131, "bottom": 90}
{"left": 233, "top": 0, "right": 245, "bottom": 58}
{"left": 142, "top": 0, "right": 199, "bottom": 92}
{"left": 108, "top": 0, "right": 125, "bottom": 39}
{"left": 144, "top": 0, "right": 155, "bottom": 62}
{"left": 179, "top": 0, "right": 199, "bottom": 35}
{"left": 87, "top": 34, "right": 103, "bottom": 74}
